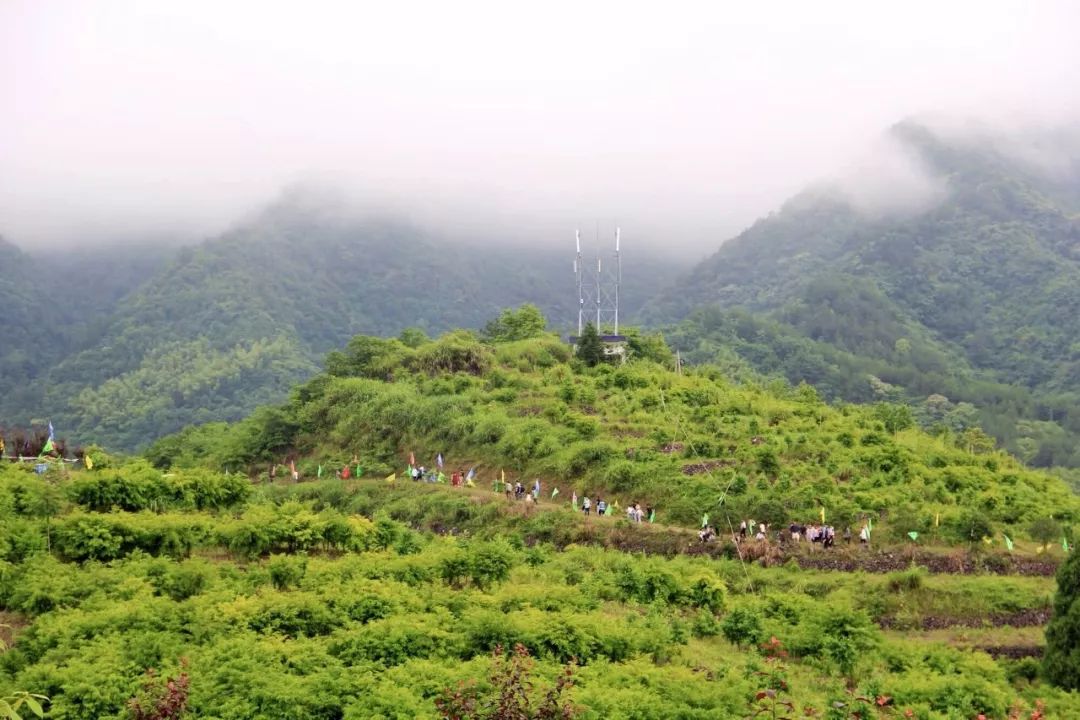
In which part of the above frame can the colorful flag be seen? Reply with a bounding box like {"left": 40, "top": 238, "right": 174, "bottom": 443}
{"left": 935, "top": 512, "right": 940, "bottom": 528}
{"left": 819, "top": 507, "right": 825, "bottom": 523}
{"left": 466, "top": 467, "right": 475, "bottom": 482}
{"left": 84, "top": 454, "right": 94, "bottom": 470}
{"left": 385, "top": 473, "right": 396, "bottom": 483}
{"left": 437, "top": 453, "right": 444, "bottom": 469}
{"left": 1004, "top": 535, "right": 1014, "bottom": 551}
{"left": 867, "top": 517, "right": 873, "bottom": 531}
{"left": 317, "top": 465, "right": 323, "bottom": 478}
{"left": 437, "top": 471, "right": 446, "bottom": 484}
{"left": 613, "top": 500, "right": 620, "bottom": 510}
{"left": 465, "top": 476, "right": 475, "bottom": 488}
{"left": 907, "top": 531, "right": 919, "bottom": 541}
{"left": 572, "top": 492, "right": 578, "bottom": 510}
{"left": 982, "top": 536, "right": 993, "bottom": 545}
{"left": 38, "top": 437, "right": 55, "bottom": 457}
{"left": 604, "top": 503, "right": 613, "bottom": 516}
{"left": 701, "top": 513, "right": 709, "bottom": 528}
{"left": 355, "top": 463, "right": 362, "bottom": 477}
{"left": 501, "top": 469, "right": 505, "bottom": 483}
{"left": 551, "top": 487, "right": 559, "bottom": 499}
{"left": 649, "top": 509, "right": 656, "bottom": 523}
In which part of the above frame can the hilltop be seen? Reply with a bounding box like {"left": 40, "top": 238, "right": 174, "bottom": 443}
{"left": 150, "top": 310, "right": 1079, "bottom": 544}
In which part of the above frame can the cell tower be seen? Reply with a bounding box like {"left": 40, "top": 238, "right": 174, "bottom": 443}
{"left": 574, "top": 226, "right": 622, "bottom": 336}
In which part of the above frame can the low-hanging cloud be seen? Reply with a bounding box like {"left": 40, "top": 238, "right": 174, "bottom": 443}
{"left": 1, "top": 0, "right": 1078, "bottom": 257}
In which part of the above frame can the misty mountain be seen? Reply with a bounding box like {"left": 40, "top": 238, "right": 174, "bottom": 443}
{"left": 649, "top": 121, "right": 1080, "bottom": 466}
{"left": 1, "top": 197, "right": 686, "bottom": 450}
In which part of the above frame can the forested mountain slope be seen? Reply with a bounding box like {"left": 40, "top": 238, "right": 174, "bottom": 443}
{"left": 1, "top": 196, "right": 684, "bottom": 450}
{"left": 649, "top": 122, "right": 1080, "bottom": 467}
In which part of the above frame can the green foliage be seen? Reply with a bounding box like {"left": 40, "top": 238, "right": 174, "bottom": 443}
{"left": 575, "top": 323, "right": 605, "bottom": 367}
{"left": 721, "top": 605, "right": 764, "bottom": 647}
{"left": 482, "top": 304, "right": 548, "bottom": 343}
{"left": 1045, "top": 549, "right": 1080, "bottom": 689}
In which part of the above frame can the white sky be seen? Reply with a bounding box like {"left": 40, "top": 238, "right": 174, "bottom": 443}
{"left": 2, "top": 0, "right": 1078, "bottom": 254}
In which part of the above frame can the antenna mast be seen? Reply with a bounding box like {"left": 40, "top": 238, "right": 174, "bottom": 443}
{"left": 573, "top": 225, "right": 622, "bottom": 337}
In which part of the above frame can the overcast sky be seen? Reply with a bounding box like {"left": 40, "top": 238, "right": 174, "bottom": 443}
{"left": 2, "top": 0, "right": 1078, "bottom": 254}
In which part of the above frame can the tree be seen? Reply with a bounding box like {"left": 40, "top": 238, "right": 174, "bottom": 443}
{"left": 1029, "top": 517, "right": 1063, "bottom": 547}
{"left": 435, "top": 644, "right": 578, "bottom": 720}
{"left": 1044, "top": 549, "right": 1080, "bottom": 689}
{"left": 874, "top": 402, "right": 913, "bottom": 434}
{"left": 482, "top": 305, "right": 548, "bottom": 343}
{"left": 575, "top": 323, "right": 605, "bottom": 367}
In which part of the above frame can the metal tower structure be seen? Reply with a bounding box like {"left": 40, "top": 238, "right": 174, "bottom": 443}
{"left": 575, "top": 226, "right": 621, "bottom": 336}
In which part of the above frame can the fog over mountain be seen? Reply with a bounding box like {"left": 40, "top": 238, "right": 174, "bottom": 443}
{"left": 2, "top": 0, "right": 1079, "bottom": 256}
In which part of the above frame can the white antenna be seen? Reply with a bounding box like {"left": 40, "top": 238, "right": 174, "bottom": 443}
{"left": 573, "top": 224, "right": 622, "bottom": 339}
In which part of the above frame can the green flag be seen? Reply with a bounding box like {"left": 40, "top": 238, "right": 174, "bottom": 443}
{"left": 649, "top": 509, "right": 656, "bottom": 523}
{"left": 356, "top": 464, "right": 362, "bottom": 478}
{"left": 701, "top": 513, "right": 709, "bottom": 528}
{"left": 551, "top": 487, "right": 559, "bottom": 499}
{"left": 1065, "top": 537, "right": 1071, "bottom": 553}
{"left": 603, "top": 503, "right": 611, "bottom": 516}
{"left": 317, "top": 464, "right": 323, "bottom": 478}
{"left": 1004, "top": 535, "right": 1014, "bottom": 551}
{"left": 38, "top": 437, "right": 55, "bottom": 457}
{"left": 437, "top": 471, "right": 446, "bottom": 484}
{"left": 907, "top": 531, "right": 919, "bottom": 541}
{"left": 867, "top": 517, "right": 873, "bottom": 531}
{"left": 572, "top": 496, "right": 578, "bottom": 510}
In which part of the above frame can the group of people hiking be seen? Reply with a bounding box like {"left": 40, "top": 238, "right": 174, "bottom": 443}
{"left": 577, "top": 493, "right": 654, "bottom": 523}
{"left": 697, "top": 517, "right": 873, "bottom": 547}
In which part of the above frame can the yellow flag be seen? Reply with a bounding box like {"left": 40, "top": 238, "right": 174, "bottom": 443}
{"left": 819, "top": 507, "right": 825, "bottom": 523}
{"left": 385, "top": 473, "right": 396, "bottom": 483}
{"left": 934, "top": 512, "right": 940, "bottom": 527}
{"left": 85, "top": 454, "right": 94, "bottom": 470}
{"left": 501, "top": 469, "right": 505, "bottom": 482}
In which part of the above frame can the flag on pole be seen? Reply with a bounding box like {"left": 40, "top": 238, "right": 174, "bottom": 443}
{"left": 551, "top": 487, "right": 559, "bottom": 499}
{"left": 1064, "top": 537, "right": 1071, "bottom": 553}
{"left": 867, "top": 517, "right": 873, "bottom": 531}
{"left": 1004, "top": 535, "right": 1014, "bottom": 551}
{"left": 48, "top": 421, "right": 55, "bottom": 441}
{"left": 84, "top": 454, "right": 94, "bottom": 470}
{"left": 701, "top": 513, "right": 710, "bottom": 528}
{"left": 409, "top": 451, "right": 416, "bottom": 467}
{"left": 907, "top": 531, "right": 919, "bottom": 541}
{"left": 466, "top": 467, "right": 475, "bottom": 482}
{"left": 437, "top": 471, "right": 446, "bottom": 484}
{"left": 38, "top": 438, "right": 55, "bottom": 457}
{"left": 572, "top": 492, "right": 578, "bottom": 510}
{"left": 613, "top": 500, "right": 620, "bottom": 510}
{"left": 649, "top": 508, "right": 656, "bottom": 523}
{"left": 819, "top": 507, "right": 825, "bottom": 523}
{"left": 437, "top": 453, "right": 444, "bottom": 469}
{"left": 317, "top": 464, "right": 323, "bottom": 478}
{"left": 604, "top": 503, "right": 613, "bottom": 516}
{"left": 355, "top": 464, "right": 362, "bottom": 477}
{"left": 385, "top": 473, "right": 396, "bottom": 483}
{"left": 935, "top": 512, "right": 940, "bottom": 528}
{"left": 501, "top": 469, "right": 506, "bottom": 483}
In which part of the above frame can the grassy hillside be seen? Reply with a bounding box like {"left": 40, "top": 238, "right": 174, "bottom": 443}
{"left": 3, "top": 323, "right": 1080, "bottom": 718}
{"left": 646, "top": 122, "right": 1080, "bottom": 467}
{"left": 149, "top": 319, "right": 1079, "bottom": 547}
